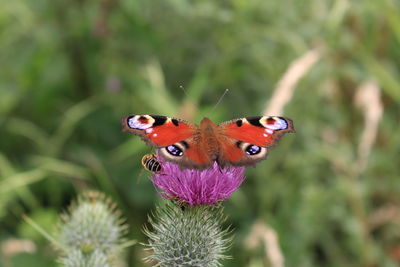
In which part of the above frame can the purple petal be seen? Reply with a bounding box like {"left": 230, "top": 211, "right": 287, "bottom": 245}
{"left": 151, "top": 158, "right": 245, "bottom": 206}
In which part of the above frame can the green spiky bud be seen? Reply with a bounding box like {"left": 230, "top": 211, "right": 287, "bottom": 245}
{"left": 144, "top": 202, "right": 232, "bottom": 267}
{"left": 58, "top": 191, "right": 127, "bottom": 267}
{"left": 62, "top": 248, "right": 110, "bottom": 267}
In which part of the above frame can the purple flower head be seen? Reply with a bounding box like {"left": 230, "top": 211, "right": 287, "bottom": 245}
{"left": 151, "top": 156, "right": 245, "bottom": 206}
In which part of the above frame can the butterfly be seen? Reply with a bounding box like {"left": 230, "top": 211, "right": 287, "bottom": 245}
{"left": 141, "top": 153, "right": 162, "bottom": 174}
{"left": 122, "top": 115, "right": 294, "bottom": 169}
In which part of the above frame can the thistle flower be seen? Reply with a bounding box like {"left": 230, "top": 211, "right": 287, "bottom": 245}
{"left": 151, "top": 159, "right": 245, "bottom": 206}
{"left": 145, "top": 157, "right": 245, "bottom": 265}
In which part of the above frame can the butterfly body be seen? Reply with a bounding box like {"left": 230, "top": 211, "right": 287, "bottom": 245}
{"left": 123, "top": 115, "right": 294, "bottom": 169}
{"left": 194, "top": 118, "right": 222, "bottom": 161}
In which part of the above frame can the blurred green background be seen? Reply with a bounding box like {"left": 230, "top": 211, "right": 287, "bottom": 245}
{"left": 1, "top": 0, "right": 400, "bottom": 266}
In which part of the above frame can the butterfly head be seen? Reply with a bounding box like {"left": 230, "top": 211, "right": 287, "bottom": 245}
{"left": 200, "top": 117, "right": 217, "bottom": 128}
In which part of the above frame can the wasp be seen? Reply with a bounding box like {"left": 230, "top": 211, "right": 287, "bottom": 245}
{"left": 141, "top": 154, "right": 162, "bottom": 174}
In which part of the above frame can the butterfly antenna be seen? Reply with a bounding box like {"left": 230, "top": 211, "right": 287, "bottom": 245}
{"left": 210, "top": 88, "right": 229, "bottom": 113}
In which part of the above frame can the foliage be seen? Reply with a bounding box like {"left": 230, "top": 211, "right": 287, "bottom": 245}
{"left": 1, "top": 0, "right": 400, "bottom": 266}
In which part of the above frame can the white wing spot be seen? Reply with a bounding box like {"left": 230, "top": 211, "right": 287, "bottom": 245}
{"left": 265, "top": 118, "right": 288, "bottom": 130}
{"left": 263, "top": 133, "right": 268, "bottom": 137}
{"left": 265, "top": 129, "right": 273, "bottom": 134}
{"left": 153, "top": 133, "right": 158, "bottom": 137}
{"left": 128, "top": 117, "right": 152, "bottom": 129}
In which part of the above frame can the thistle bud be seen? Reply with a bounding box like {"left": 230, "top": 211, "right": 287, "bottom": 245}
{"left": 58, "top": 191, "right": 127, "bottom": 267}
{"left": 144, "top": 202, "right": 232, "bottom": 266}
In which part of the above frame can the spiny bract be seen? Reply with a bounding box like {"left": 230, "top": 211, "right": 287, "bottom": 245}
{"left": 144, "top": 202, "right": 232, "bottom": 267}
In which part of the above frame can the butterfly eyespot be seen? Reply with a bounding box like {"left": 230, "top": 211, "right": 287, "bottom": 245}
{"left": 245, "top": 145, "right": 262, "bottom": 155}
{"left": 127, "top": 115, "right": 155, "bottom": 129}
{"left": 260, "top": 116, "right": 289, "bottom": 130}
{"left": 166, "top": 145, "right": 184, "bottom": 157}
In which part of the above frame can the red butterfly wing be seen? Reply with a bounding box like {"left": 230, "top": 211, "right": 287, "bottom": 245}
{"left": 122, "top": 115, "right": 195, "bottom": 146}
{"left": 219, "top": 138, "right": 246, "bottom": 162}
{"left": 218, "top": 116, "right": 294, "bottom": 166}
{"left": 221, "top": 116, "right": 294, "bottom": 147}
{"left": 184, "top": 144, "right": 212, "bottom": 166}
{"left": 122, "top": 115, "right": 212, "bottom": 169}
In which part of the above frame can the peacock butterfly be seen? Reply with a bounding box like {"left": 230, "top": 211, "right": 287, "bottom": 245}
{"left": 122, "top": 115, "right": 294, "bottom": 169}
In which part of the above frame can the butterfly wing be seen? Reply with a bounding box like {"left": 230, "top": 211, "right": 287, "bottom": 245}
{"left": 218, "top": 116, "right": 294, "bottom": 166}
{"left": 122, "top": 115, "right": 212, "bottom": 169}
{"left": 122, "top": 115, "right": 194, "bottom": 146}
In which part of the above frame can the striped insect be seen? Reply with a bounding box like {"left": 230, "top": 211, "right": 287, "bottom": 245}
{"left": 141, "top": 153, "right": 162, "bottom": 174}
